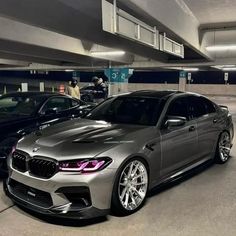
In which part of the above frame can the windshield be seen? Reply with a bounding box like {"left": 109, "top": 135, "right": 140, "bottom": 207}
{"left": 86, "top": 96, "right": 164, "bottom": 126}
{"left": 0, "top": 95, "right": 44, "bottom": 116}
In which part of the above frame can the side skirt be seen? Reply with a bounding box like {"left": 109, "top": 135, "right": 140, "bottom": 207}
{"left": 150, "top": 156, "right": 213, "bottom": 191}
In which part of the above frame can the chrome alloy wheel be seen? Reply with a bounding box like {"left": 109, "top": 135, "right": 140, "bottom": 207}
{"left": 219, "top": 132, "right": 231, "bottom": 162}
{"left": 118, "top": 160, "right": 148, "bottom": 211}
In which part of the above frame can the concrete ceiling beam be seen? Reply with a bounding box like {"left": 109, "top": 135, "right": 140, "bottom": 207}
{"left": 0, "top": 0, "right": 168, "bottom": 63}
{"left": 0, "top": 16, "right": 133, "bottom": 65}
{"left": 0, "top": 59, "right": 29, "bottom": 67}
{"left": 118, "top": 0, "right": 213, "bottom": 60}
{"left": 5, "top": 57, "right": 236, "bottom": 71}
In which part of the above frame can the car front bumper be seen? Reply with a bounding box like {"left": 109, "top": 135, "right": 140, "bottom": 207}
{"left": 5, "top": 166, "right": 116, "bottom": 219}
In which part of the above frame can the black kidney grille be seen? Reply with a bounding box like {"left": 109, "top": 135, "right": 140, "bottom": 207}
{"left": 12, "top": 151, "right": 27, "bottom": 172}
{"left": 28, "top": 158, "right": 57, "bottom": 179}
{"left": 9, "top": 179, "right": 53, "bottom": 208}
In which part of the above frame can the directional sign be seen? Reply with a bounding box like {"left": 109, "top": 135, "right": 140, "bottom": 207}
{"left": 179, "top": 71, "right": 187, "bottom": 79}
{"left": 72, "top": 71, "right": 80, "bottom": 81}
{"left": 105, "top": 68, "right": 134, "bottom": 83}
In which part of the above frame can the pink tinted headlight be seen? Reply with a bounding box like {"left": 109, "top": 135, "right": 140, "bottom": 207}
{"left": 59, "top": 158, "right": 112, "bottom": 173}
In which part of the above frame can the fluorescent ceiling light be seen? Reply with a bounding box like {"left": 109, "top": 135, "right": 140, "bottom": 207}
{"left": 163, "top": 67, "right": 199, "bottom": 71}
{"left": 183, "top": 68, "right": 199, "bottom": 72}
{"left": 222, "top": 67, "right": 236, "bottom": 71}
{"left": 65, "top": 69, "right": 74, "bottom": 72}
{"left": 163, "top": 67, "right": 182, "bottom": 70}
{"left": 91, "top": 51, "right": 126, "bottom": 56}
{"left": 206, "top": 45, "right": 236, "bottom": 52}
{"left": 211, "top": 65, "right": 236, "bottom": 70}
{"left": 222, "top": 65, "right": 236, "bottom": 68}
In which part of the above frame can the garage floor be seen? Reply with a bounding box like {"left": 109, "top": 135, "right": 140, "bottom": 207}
{"left": 0, "top": 96, "right": 236, "bottom": 236}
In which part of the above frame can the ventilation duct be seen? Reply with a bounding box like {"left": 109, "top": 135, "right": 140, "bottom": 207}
{"left": 102, "top": 0, "right": 184, "bottom": 58}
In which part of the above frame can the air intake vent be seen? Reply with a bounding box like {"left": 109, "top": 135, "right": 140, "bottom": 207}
{"left": 9, "top": 179, "right": 53, "bottom": 208}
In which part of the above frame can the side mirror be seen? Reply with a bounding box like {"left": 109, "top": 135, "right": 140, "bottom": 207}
{"left": 79, "top": 108, "right": 93, "bottom": 117}
{"left": 44, "top": 108, "right": 58, "bottom": 115}
{"left": 165, "top": 116, "right": 187, "bottom": 128}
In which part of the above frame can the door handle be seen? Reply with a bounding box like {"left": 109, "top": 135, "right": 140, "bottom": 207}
{"left": 189, "top": 126, "right": 196, "bottom": 132}
{"left": 213, "top": 118, "right": 217, "bottom": 123}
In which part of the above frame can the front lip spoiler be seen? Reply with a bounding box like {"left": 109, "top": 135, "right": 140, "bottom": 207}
{"left": 3, "top": 180, "right": 109, "bottom": 219}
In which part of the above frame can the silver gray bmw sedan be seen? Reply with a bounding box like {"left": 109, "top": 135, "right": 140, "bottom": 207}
{"left": 4, "top": 91, "right": 234, "bottom": 219}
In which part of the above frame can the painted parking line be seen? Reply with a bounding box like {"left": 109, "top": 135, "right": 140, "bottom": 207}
{"left": 0, "top": 204, "right": 14, "bottom": 214}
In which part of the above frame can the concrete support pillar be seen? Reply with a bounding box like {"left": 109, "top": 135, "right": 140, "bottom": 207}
{"left": 178, "top": 71, "right": 187, "bottom": 92}
{"left": 105, "top": 68, "right": 133, "bottom": 96}
{"left": 178, "top": 78, "right": 186, "bottom": 92}
{"left": 109, "top": 83, "right": 129, "bottom": 96}
{"left": 3, "top": 85, "right": 7, "bottom": 94}
{"left": 40, "top": 82, "right": 45, "bottom": 92}
{"left": 21, "top": 83, "right": 28, "bottom": 92}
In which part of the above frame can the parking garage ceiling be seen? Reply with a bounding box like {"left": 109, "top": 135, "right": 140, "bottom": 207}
{"left": 184, "top": 0, "right": 236, "bottom": 24}
{"left": 0, "top": 0, "right": 235, "bottom": 71}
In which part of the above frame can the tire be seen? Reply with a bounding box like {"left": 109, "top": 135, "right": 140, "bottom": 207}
{"left": 111, "top": 158, "right": 149, "bottom": 216}
{"left": 215, "top": 131, "right": 231, "bottom": 164}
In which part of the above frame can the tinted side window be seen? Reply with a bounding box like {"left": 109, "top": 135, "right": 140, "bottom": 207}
{"left": 203, "top": 98, "right": 216, "bottom": 114}
{"left": 71, "top": 99, "right": 80, "bottom": 108}
{"left": 189, "top": 96, "right": 216, "bottom": 119}
{"left": 166, "top": 97, "right": 189, "bottom": 120}
{"left": 41, "top": 97, "right": 71, "bottom": 113}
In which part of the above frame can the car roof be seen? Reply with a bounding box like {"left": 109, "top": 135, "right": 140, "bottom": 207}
{"left": 0, "top": 92, "right": 65, "bottom": 99}
{"left": 126, "top": 90, "right": 183, "bottom": 99}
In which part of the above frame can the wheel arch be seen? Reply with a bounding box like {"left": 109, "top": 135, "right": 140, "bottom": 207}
{"left": 110, "top": 154, "right": 150, "bottom": 215}
{"left": 110, "top": 153, "right": 151, "bottom": 198}
{"left": 115, "top": 154, "right": 150, "bottom": 177}
{"left": 214, "top": 130, "right": 231, "bottom": 164}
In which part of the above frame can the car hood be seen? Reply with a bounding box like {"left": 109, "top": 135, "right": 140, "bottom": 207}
{"left": 18, "top": 118, "right": 150, "bottom": 160}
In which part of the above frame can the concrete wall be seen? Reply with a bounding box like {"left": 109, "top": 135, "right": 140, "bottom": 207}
{"left": 0, "top": 78, "right": 89, "bottom": 94}
{"left": 128, "top": 83, "right": 236, "bottom": 96}
{"left": 128, "top": 83, "right": 178, "bottom": 92}
{"left": 2, "top": 79, "right": 236, "bottom": 96}
{"left": 186, "top": 84, "right": 236, "bottom": 96}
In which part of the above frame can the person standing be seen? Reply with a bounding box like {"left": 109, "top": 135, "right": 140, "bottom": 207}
{"left": 92, "top": 76, "right": 108, "bottom": 103}
{"left": 65, "top": 78, "right": 81, "bottom": 100}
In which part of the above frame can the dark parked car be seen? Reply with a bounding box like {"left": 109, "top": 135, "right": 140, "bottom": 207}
{"left": 4, "top": 91, "right": 234, "bottom": 219}
{"left": 0, "top": 92, "right": 94, "bottom": 175}
{"left": 80, "top": 85, "right": 95, "bottom": 102}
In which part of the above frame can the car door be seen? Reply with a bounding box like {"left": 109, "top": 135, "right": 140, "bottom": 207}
{"left": 160, "top": 96, "right": 198, "bottom": 177}
{"left": 189, "top": 96, "right": 220, "bottom": 159}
